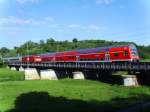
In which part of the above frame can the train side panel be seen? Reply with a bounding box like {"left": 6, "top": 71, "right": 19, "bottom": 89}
{"left": 109, "top": 47, "right": 131, "bottom": 61}
{"left": 22, "top": 55, "right": 42, "bottom": 63}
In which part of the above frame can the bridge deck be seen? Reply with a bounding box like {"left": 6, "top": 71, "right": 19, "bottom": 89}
{"left": 8, "top": 62, "right": 150, "bottom": 71}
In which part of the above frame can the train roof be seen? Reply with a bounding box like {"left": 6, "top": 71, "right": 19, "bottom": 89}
{"left": 40, "top": 52, "right": 55, "bottom": 55}
{"left": 2, "top": 57, "right": 21, "bottom": 60}
{"left": 72, "top": 44, "right": 134, "bottom": 53}
{"left": 39, "top": 44, "right": 136, "bottom": 56}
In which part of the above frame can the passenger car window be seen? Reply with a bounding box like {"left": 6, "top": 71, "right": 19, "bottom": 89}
{"left": 114, "top": 52, "right": 119, "bottom": 56}
{"left": 124, "top": 51, "right": 128, "bottom": 56}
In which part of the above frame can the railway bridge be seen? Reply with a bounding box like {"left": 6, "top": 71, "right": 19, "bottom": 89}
{"left": 8, "top": 61, "right": 150, "bottom": 71}
{"left": 7, "top": 62, "right": 150, "bottom": 86}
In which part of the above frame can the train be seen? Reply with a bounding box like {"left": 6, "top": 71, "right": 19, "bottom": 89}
{"left": 19, "top": 44, "right": 139, "bottom": 63}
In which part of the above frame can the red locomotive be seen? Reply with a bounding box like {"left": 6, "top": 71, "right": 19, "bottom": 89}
{"left": 21, "top": 44, "right": 139, "bottom": 63}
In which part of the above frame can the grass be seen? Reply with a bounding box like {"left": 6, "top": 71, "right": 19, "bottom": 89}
{"left": 141, "top": 59, "right": 150, "bottom": 62}
{"left": 0, "top": 68, "right": 150, "bottom": 112}
{"left": 0, "top": 68, "right": 24, "bottom": 82}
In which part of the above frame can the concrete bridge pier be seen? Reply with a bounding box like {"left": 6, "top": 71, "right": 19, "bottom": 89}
{"left": 25, "top": 68, "right": 40, "bottom": 80}
{"left": 122, "top": 75, "right": 138, "bottom": 86}
{"left": 11, "top": 67, "right": 17, "bottom": 71}
{"left": 40, "top": 69, "right": 58, "bottom": 80}
{"left": 6, "top": 66, "right": 10, "bottom": 69}
{"left": 73, "top": 71, "right": 85, "bottom": 80}
{"left": 19, "top": 66, "right": 25, "bottom": 72}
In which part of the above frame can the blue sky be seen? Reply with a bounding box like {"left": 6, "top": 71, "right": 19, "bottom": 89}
{"left": 0, "top": 0, "right": 150, "bottom": 48}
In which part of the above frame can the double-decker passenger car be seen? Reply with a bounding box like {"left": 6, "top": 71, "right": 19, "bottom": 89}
{"left": 2, "top": 57, "right": 21, "bottom": 63}
{"left": 40, "top": 53, "right": 55, "bottom": 62}
{"left": 20, "top": 44, "right": 139, "bottom": 63}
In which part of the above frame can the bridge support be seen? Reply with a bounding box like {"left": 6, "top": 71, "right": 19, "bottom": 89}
{"left": 25, "top": 68, "right": 40, "bottom": 80}
{"left": 19, "top": 66, "right": 25, "bottom": 72}
{"left": 11, "top": 67, "right": 17, "bottom": 71}
{"left": 40, "top": 69, "right": 58, "bottom": 80}
{"left": 122, "top": 75, "right": 138, "bottom": 86}
{"left": 73, "top": 72, "right": 85, "bottom": 80}
{"left": 6, "top": 66, "right": 10, "bottom": 69}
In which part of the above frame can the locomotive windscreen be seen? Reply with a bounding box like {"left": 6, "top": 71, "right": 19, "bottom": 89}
{"left": 129, "top": 44, "right": 139, "bottom": 57}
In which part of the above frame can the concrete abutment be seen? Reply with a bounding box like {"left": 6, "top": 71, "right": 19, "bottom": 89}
{"left": 72, "top": 71, "right": 85, "bottom": 80}
{"left": 19, "top": 66, "right": 25, "bottom": 72}
{"left": 25, "top": 68, "right": 40, "bottom": 80}
{"left": 11, "top": 67, "right": 17, "bottom": 71}
{"left": 122, "top": 75, "right": 139, "bottom": 86}
{"left": 40, "top": 69, "right": 58, "bottom": 80}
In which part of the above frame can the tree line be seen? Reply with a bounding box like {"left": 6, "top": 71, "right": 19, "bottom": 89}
{"left": 0, "top": 38, "right": 150, "bottom": 60}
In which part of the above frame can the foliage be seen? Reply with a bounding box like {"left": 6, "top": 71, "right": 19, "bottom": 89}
{"left": 0, "top": 47, "right": 10, "bottom": 57}
{"left": 0, "top": 39, "right": 150, "bottom": 60}
{"left": 137, "top": 46, "right": 150, "bottom": 59}
{"left": 72, "top": 38, "right": 78, "bottom": 43}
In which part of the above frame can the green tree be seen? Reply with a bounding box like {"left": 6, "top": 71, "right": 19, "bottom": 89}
{"left": 0, "top": 47, "right": 10, "bottom": 57}
{"left": 72, "top": 38, "right": 78, "bottom": 43}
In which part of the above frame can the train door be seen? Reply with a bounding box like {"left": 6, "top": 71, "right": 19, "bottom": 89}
{"left": 105, "top": 54, "right": 110, "bottom": 61}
